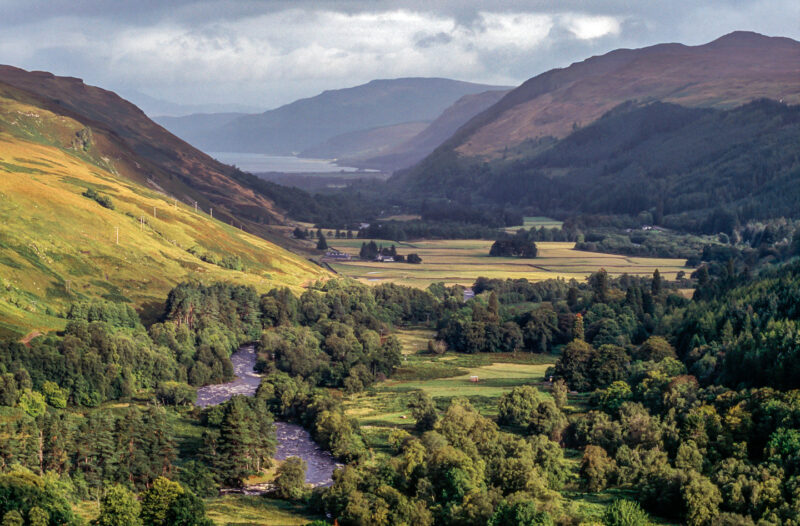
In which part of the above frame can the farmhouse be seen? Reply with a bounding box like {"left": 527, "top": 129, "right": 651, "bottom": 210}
{"left": 325, "top": 248, "right": 352, "bottom": 260}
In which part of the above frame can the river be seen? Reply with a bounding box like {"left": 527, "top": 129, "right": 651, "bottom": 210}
{"left": 195, "top": 345, "right": 340, "bottom": 488}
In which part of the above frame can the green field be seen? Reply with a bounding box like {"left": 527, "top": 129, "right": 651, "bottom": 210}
{"left": 503, "top": 216, "right": 564, "bottom": 232}
{"left": 206, "top": 496, "right": 322, "bottom": 526}
{"left": 325, "top": 239, "right": 689, "bottom": 289}
{"left": 345, "top": 329, "right": 557, "bottom": 452}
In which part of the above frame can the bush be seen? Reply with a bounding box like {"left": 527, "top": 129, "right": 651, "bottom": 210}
{"left": 82, "top": 188, "right": 114, "bottom": 209}
{"left": 274, "top": 457, "right": 308, "bottom": 500}
{"left": 155, "top": 382, "right": 196, "bottom": 406}
{"left": 603, "top": 499, "right": 651, "bottom": 525}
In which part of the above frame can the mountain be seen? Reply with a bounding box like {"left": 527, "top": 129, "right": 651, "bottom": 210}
{"left": 359, "top": 89, "right": 510, "bottom": 171}
{"left": 0, "top": 65, "right": 300, "bottom": 236}
{"left": 0, "top": 77, "right": 327, "bottom": 338}
{"left": 121, "top": 90, "right": 263, "bottom": 117}
{"left": 153, "top": 112, "right": 247, "bottom": 146}
{"left": 394, "top": 99, "right": 800, "bottom": 233}
{"left": 298, "top": 121, "right": 429, "bottom": 163}
{"left": 166, "top": 77, "right": 509, "bottom": 155}
{"left": 433, "top": 31, "right": 800, "bottom": 158}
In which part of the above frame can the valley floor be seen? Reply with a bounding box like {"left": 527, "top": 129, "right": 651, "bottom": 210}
{"left": 326, "top": 239, "right": 689, "bottom": 289}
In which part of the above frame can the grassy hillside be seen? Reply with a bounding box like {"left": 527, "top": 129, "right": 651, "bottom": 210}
{"left": 0, "top": 90, "right": 326, "bottom": 338}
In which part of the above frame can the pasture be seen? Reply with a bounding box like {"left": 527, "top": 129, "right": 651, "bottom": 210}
{"left": 206, "top": 496, "right": 321, "bottom": 526}
{"left": 327, "top": 238, "right": 689, "bottom": 289}
{"left": 503, "top": 215, "right": 564, "bottom": 232}
{"left": 345, "top": 328, "right": 557, "bottom": 451}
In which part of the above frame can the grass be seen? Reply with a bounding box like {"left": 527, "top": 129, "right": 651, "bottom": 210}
{"left": 206, "top": 496, "right": 321, "bottom": 526}
{"left": 345, "top": 328, "right": 558, "bottom": 452}
{"left": 503, "top": 216, "right": 564, "bottom": 232}
{"left": 395, "top": 327, "right": 435, "bottom": 355}
{"left": 325, "top": 239, "right": 689, "bottom": 289}
{"left": 0, "top": 94, "right": 327, "bottom": 338}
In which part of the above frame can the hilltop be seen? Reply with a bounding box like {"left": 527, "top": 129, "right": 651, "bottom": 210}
{"left": 0, "top": 77, "right": 327, "bottom": 338}
{"left": 435, "top": 31, "right": 800, "bottom": 158}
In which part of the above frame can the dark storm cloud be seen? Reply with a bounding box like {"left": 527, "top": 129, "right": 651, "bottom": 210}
{"left": 1, "top": 0, "right": 797, "bottom": 112}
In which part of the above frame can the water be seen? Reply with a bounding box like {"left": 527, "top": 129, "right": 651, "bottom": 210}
{"left": 195, "top": 345, "right": 262, "bottom": 406}
{"left": 208, "top": 152, "right": 366, "bottom": 173}
{"left": 195, "top": 345, "right": 340, "bottom": 487}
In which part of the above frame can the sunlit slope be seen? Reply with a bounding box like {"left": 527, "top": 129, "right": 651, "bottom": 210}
{"left": 0, "top": 96, "right": 326, "bottom": 338}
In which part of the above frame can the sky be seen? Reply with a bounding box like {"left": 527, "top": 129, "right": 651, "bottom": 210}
{"left": 2, "top": 0, "right": 799, "bottom": 114}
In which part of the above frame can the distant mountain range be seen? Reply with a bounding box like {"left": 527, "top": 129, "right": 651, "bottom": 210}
{"left": 121, "top": 90, "right": 264, "bottom": 117}
{"left": 154, "top": 78, "right": 511, "bottom": 168}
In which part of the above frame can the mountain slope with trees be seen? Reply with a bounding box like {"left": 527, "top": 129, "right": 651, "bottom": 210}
{"left": 436, "top": 31, "right": 800, "bottom": 158}
{"left": 393, "top": 99, "right": 800, "bottom": 233}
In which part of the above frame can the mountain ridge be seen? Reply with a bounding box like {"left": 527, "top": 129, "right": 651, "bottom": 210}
{"left": 162, "top": 77, "right": 511, "bottom": 155}
{"left": 431, "top": 31, "right": 800, "bottom": 158}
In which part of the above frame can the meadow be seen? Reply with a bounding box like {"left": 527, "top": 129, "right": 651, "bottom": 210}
{"left": 344, "top": 328, "right": 558, "bottom": 453}
{"left": 326, "top": 238, "right": 689, "bottom": 289}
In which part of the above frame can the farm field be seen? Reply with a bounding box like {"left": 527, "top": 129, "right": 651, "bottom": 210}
{"left": 327, "top": 238, "right": 689, "bottom": 289}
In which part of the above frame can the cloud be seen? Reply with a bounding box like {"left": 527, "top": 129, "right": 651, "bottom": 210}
{"left": 0, "top": 1, "right": 798, "bottom": 110}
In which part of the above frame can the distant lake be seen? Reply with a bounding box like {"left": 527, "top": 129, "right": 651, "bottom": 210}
{"left": 209, "top": 152, "right": 368, "bottom": 173}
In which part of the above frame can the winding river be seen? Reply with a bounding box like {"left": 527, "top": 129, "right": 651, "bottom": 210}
{"left": 195, "top": 345, "right": 340, "bottom": 488}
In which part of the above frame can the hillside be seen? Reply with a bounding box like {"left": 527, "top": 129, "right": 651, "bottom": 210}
{"left": 0, "top": 78, "right": 327, "bottom": 338}
{"left": 394, "top": 99, "right": 800, "bottom": 232}
{"left": 358, "top": 89, "right": 510, "bottom": 171}
{"left": 0, "top": 66, "right": 291, "bottom": 234}
{"left": 298, "top": 121, "right": 429, "bottom": 163}
{"left": 169, "top": 77, "right": 509, "bottom": 155}
{"left": 434, "top": 32, "right": 800, "bottom": 158}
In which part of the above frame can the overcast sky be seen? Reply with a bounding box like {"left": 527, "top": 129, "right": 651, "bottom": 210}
{"left": 2, "top": 0, "right": 798, "bottom": 112}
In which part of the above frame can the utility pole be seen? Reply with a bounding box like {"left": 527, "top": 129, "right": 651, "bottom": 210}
{"left": 66, "top": 280, "right": 71, "bottom": 293}
{"left": 210, "top": 208, "right": 213, "bottom": 219}
{"left": 153, "top": 206, "right": 157, "bottom": 218}
{"left": 194, "top": 201, "right": 198, "bottom": 213}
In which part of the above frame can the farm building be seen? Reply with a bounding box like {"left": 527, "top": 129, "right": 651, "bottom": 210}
{"left": 325, "top": 249, "right": 352, "bottom": 260}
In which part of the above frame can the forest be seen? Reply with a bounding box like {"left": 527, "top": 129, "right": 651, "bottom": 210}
{"left": 1, "top": 241, "right": 799, "bottom": 524}
{"left": 388, "top": 100, "right": 800, "bottom": 235}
